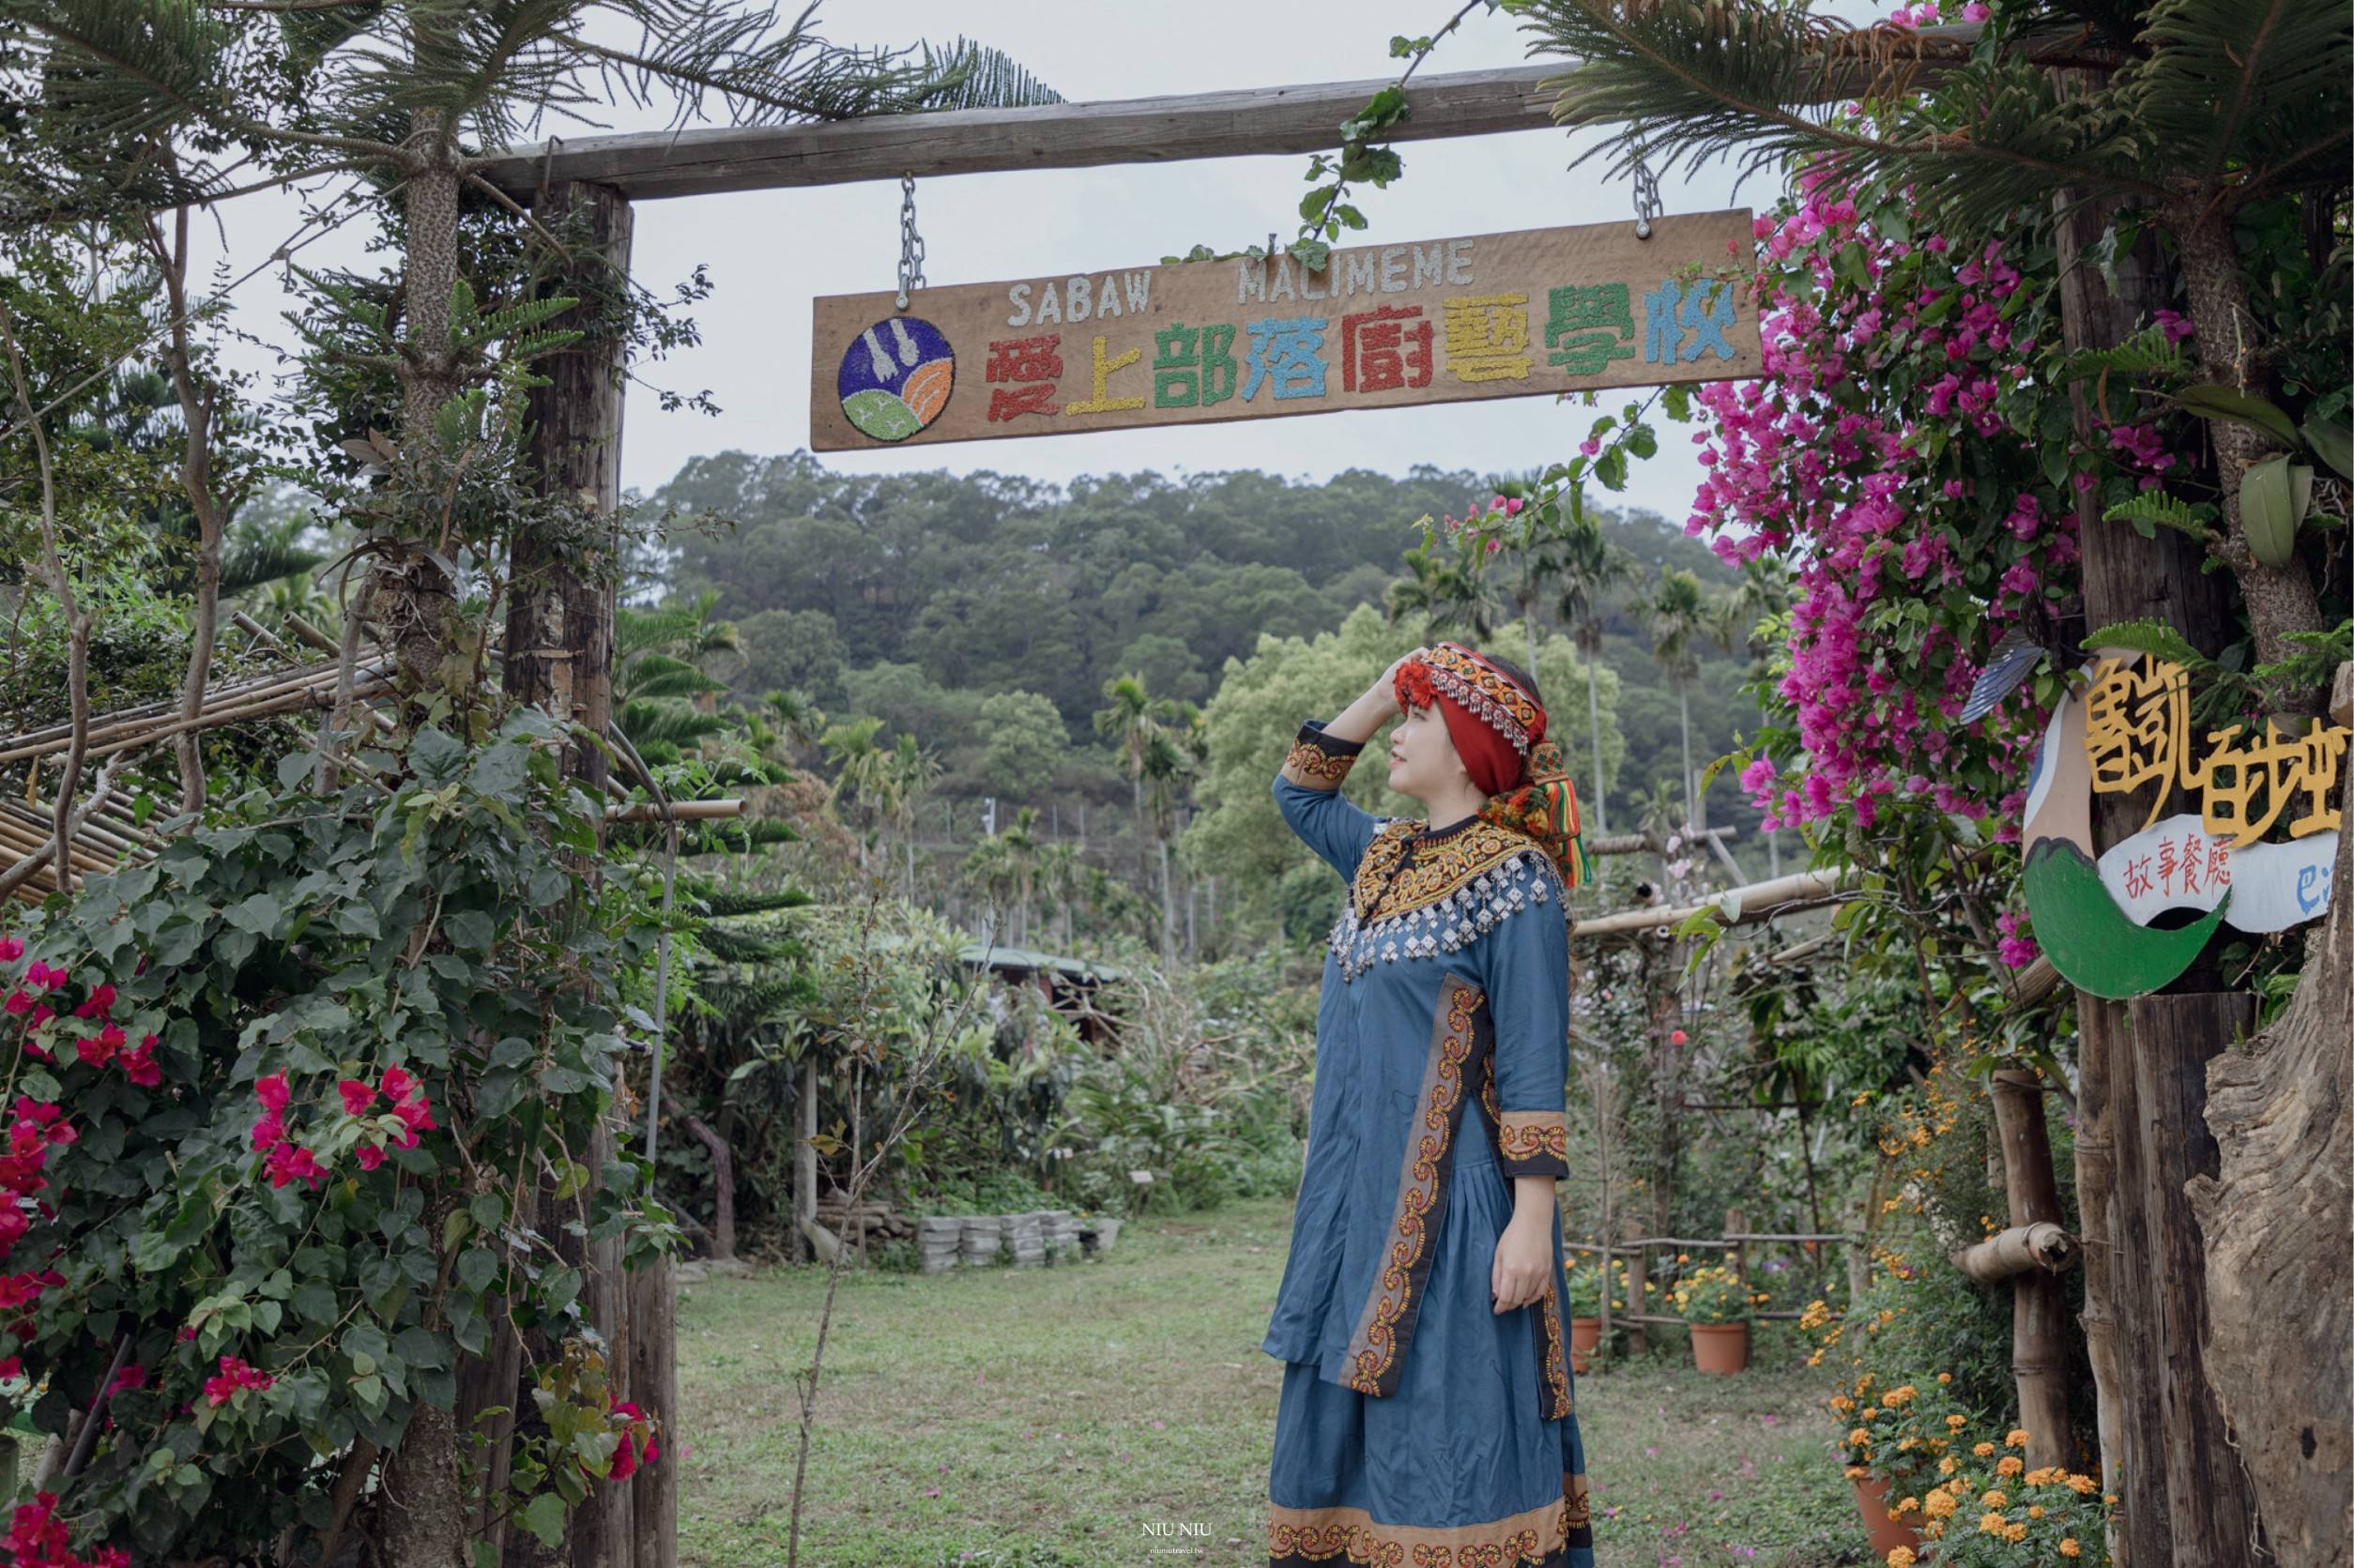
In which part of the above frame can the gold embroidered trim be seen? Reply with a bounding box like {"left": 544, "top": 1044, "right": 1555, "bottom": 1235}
{"left": 1267, "top": 1475, "right": 1591, "bottom": 1564}
{"left": 1344, "top": 977, "right": 1480, "bottom": 1398}
{"left": 1536, "top": 1271, "right": 1573, "bottom": 1421}
{"left": 1349, "top": 817, "right": 1544, "bottom": 927}
{"left": 1283, "top": 735, "right": 1359, "bottom": 786}
{"left": 1497, "top": 1112, "right": 1569, "bottom": 1169}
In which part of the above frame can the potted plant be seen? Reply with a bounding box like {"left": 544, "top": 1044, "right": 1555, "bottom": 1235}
{"left": 1561, "top": 1255, "right": 1629, "bottom": 1373}
{"left": 1668, "top": 1263, "right": 1754, "bottom": 1374}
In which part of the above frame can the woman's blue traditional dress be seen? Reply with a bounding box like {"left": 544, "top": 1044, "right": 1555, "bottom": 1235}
{"left": 1262, "top": 719, "right": 1597, "bottom": 1568}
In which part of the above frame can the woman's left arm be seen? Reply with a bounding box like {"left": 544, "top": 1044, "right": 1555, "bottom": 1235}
{"left": 1482, "top": 860, "right": 1571, "bottom": 1313}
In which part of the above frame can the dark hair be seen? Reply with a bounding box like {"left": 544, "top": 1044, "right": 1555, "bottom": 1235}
{"left": 1477, "top": 650, "right": 1544, "bottom": 708}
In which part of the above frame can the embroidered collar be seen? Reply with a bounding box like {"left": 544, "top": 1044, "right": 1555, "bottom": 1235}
{"left": 1325, "top": 819, "right": 1558, "bottom": 983}
{"left": 1351, "top": 816, "right": 1544, "bottom": 928}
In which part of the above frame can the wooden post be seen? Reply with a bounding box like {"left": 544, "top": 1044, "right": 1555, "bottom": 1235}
{"left": 1989, "top": 1068, "right": 2073, "bottom": 1471}
{"left": 797, "top": 1057, "right": 818, "bottom": 1264}
{"left": 2131, "top": 993, "right": 2260, "bottom": 1567}
{"left": 503, "top": 175, "right": 661, "bottom": 1568}
{"left": 1623, "top": 1228, "right": 1649, "bottom": 1358}
{"left": 1724, "top": 1206, "right": 1747, "bottom": 1302}
{"left": 2051, "top": 64, "right": 2241, "bottom": 1565}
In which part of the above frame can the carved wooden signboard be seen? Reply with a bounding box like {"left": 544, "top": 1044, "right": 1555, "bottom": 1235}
{"left": 809, "top": 210, "right": 1760, "bottom": 449}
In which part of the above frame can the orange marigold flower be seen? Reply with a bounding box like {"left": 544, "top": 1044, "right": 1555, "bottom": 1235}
{"left": 1980, "top": 1490, "right": 2008, "bottom": 1509}
{"left": 2005, "top": 1428, "right": 2030, "bottom": 1448}
{"left": 2059, "top": 1539, "right": 2082, "bottom": 1557}
{"left": 1973, "top": 1442, "right": 1996, "bottom": 1457}
{"left": 1945, "top": 1414, "right": 1967, "bottom": 1430}
{"left": 1997, "top": 1456, "right": 2024, "bottom": 1477}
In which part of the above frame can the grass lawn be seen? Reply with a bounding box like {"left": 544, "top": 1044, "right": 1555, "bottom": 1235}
{"left": 674, "top": 1196, "right": 1872, "bottom": 1568}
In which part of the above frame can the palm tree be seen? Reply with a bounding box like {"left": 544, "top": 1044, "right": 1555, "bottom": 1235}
{"left": 1521, "top": 0, "right": 2345, "bottom": 703}
{"left": 1555, "top": 510, "right": 1639, "bottom": 840}
{"left": 1140, "top": 723, "right": 1196, "bottom": 964}
{"left": 1386, "top": 528, "right": 1506, "bottom": 641}
{"left": 1647, "top": 568, "right": 1708, "bottom": 831}
{"left": 818, "top": 715, "right": 899, "bottom": 870}
{"left": 886, "top": 732, "right": 941, "bottom": 899}
{"left": 1000, "top": 805, "right": 1043, "bottom": 944}
{"left": 1037, "top": 840, "right": 1084, "bottom": 950}
{"left": 1093, "top": 674, "right": 1191, "bottom": 891}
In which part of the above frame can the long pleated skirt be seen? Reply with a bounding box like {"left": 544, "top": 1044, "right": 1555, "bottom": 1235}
{"left": 1264, "top": 1145, "right": 1597, "bottom": 1566}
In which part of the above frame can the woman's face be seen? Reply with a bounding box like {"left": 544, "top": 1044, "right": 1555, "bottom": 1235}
{"left": 1386, "top": 701, "right": 1467, "bottom": 803}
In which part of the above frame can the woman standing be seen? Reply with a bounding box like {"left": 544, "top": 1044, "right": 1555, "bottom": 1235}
{"left": 1262, "top": 641, "right": 1597, "bottom": 1568}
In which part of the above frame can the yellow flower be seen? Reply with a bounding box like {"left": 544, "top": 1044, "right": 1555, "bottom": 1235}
{"left": 1996, "top": 1455, "right": 2024, "bottom": 1477}
{"left": 2059, "top": 1539, "right": 2082, "bottom": 1557}
{"left": 1848, "top": 1428, "right": 1872, "bottom": 1447}
{"left": 1978, "top": 1512, "right": 2008, "bottom": 1537}
{"left": 1894, "top": 1496, "right": 1918, "bottom": 1515}
{"left": 2004, "top": 1522, "right": 2028, "bottom": 1543}
{"left": 1945, "top": 1414, "right": 1967, "bottom": 1430}
{"left": 1886, "top": 1549, "right": 1916, "bottom": 1568}
{"left": 1922, "top": 1491, "right": 1957, "bottom": 1520}
{"left": 1980, "top": 1490, "right": 2008, "bottom": 1509}
{"left": 1936, "top": 1372, "right": 1952, "bottom": 1384}
{"left": 2064, "top": 1473, "right": 2097, "bottom": 1495}
{"left": 2028, "top": 1504, "right": 2046, "bottom": 1519}
{"left": 1938, "top": 1456, "right": 1958, "bottom": 1476}
{"left": 1845, "top": 1465, "right": 1869, "bottom": 1479}
{"left": 2005, "top": 1428, "right": 2030, "bottom": 1448}
{"left": 1972, "top": 1441, "right": 1996, "bottom": 1457}
{"left": 1829, "top": 1395, "right": 1853, "bottom": 1413}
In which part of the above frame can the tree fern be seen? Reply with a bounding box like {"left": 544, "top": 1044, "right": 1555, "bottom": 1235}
{"left": 2101, "top": 490, "right": 2218, "bottom": 540}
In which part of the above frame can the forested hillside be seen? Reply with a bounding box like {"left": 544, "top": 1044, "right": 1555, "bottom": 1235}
{"left": 649, "top": 451, "right": 1766, "bottom": 835}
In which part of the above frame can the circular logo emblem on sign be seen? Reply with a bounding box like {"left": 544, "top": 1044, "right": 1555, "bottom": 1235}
{"left": 836, "top": 315, "right": 955, "bottom": 442}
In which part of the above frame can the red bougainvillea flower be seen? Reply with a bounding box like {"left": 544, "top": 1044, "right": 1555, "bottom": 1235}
{"left": 391, "top": 1097, "right": 437, "bottom": 1136}
{"left": 0, "top": 936, "right": 22, "bottom": 962}
{"left": 6, "top": 1488, "right": 130, "bottom": 1568}
{"left": 338, "top": 1080, "right": 376, "bottom": 1116}
{"left": 607, "top": 1401, "right": 660, "bottom": 1481}
{"left": 2, "top": 992, "right": 30, "bottom": 1018}
{"left": 249, "top": 1113, "right": 283, "bottom": 1152}
{"left": 108, "top": 1362, "right": 145, "bottom": 1395}
{"left": 203, "top": 1355, "right": 273, "bottom": 1406}
{"left": 120, "top": 1036, "right": 161, "bottom": 1088}
{"left": 70, "top": 983, "right": 115, "bottom": 1020}
{"left": 0, "top": 1356, "right": 20, "bottom": 1379}
{"left": 379, "top": 1066, "right": 420, "bottom": 1105}
{"left": 253, "top": 1073, "right": 290, "bottom": 1113}
{"left": 355, "top": 1145, "right": 387, "bottom": 1173}
{"left": 264, "top": 1143, "right": 328, "bottom": 1191}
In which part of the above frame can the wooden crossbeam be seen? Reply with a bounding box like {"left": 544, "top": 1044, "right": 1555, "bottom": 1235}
{"left": 471, "top": 23, "right": 2042, "bottom": 203}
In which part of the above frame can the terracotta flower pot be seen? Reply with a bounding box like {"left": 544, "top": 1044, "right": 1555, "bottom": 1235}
{"left": 1569, "top": 1317, "right": 1601, "bottom": 1374}
{"left": 1850, "top": 1471, "right": 1926, "bottom": 1559}
{"left": 1687, "top": 1320, "right": 1749, "bottom": 1375}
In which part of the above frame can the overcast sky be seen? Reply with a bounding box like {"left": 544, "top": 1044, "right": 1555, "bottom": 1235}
{"left": 192, "top": 2, "right": 1844, "bottom": 525}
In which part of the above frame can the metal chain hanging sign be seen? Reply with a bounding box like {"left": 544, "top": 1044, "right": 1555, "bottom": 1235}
{"left": 814, "top": 208, "right": 1761, "bottom": 449}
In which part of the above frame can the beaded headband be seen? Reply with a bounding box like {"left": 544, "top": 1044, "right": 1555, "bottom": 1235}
{"left": 1413, "top": 642, "right": 1544, "bottom": 756}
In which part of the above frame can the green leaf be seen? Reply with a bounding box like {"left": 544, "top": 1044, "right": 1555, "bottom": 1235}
{"left": 2101, "top": 491, "right": 2217, "bottom": 540}
{"left": 444, "top": 910, "right": 495, "bottom": 953}
{"left": 2171, "top": 384, "right": 2300, "bottom": 449}
{"left": 469, "top": 1192, "right": 506, "bottom": 1230}
{"left": 520, "top": 1492, "right": 566, "bottom": 1548}
{"left": 2301, "top": 418, "right": 2353, "bottom": 480}
{"left": 458, "top": 1248, "right": 497, "bottom": 1296}
{"left": 2084, "top": 620, "right": 2208, "bottom": 668}
{"left": 222, "top": 893, "right": 282, "bottom": 937}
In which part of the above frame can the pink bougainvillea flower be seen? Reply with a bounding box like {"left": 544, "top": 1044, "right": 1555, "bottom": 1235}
{"left": 108, "top": 1362, "right": 145, "bottom": 1395}
{"left": 249, "top": 1113, "right": 283, "bottom": 1152}
{"left": 379, "top": 1066, "right": 420, "bottom": 1105}
{"left": 1669, "top": 1028, "right": 1688, "bottom": 1045}
{"left": 0, "top": 936, "right": 22, "bottom": 962}
{"left": 121, "top": 1036, "right": 161, "bottom": 1088}
{"left": 70, "top": 984, "right": 115, "bottom": 1020}
{"left": 391, "top": 1097, "right": 437, "bottom": 1138}
{"left": 355, "top": 1145, "right": 387, "bottom": 1173}
{"left": 254, "top": 1073, "right": 290, "bottom": 1112}
{"left": 2, "top": 992, "right": 30, "bottom": 1018}
{"left": 338, "top": 1080, "right": 377, "bottom": 1117}
{"left": 74, "top": 1035, "right": 115, "bottom": 1069}
{"left": 0, "top": 1356, "right": 21, "bottom": 1379}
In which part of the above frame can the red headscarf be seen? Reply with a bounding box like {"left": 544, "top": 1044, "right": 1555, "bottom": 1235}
{"left": 1394, "top": 642, "right": 1588, "bottom": 891}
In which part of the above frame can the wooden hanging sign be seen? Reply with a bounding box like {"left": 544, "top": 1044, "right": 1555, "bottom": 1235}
{"left": 809, "top": 210, "right": 1760, "bottom": 450}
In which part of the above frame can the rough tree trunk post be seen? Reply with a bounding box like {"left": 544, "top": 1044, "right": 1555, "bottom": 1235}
{"left": 499, "top": 176, "right": 664, "bottom": 1568}
{"left": 2185, "top": 665, "right": 2354, "bottom": 1568}
{"left": 1988, "top": 1069, "right": 2072, "bottom": 1472}
{"left": 797, "top": 1057, "right": 818, "bottom": 1264}
{"left": 683, "top": 1116, "right": 737, "bottom": 1261}
{"left": 2050, "top": 80, "right": 2240, "bottom": 1563}
{"left": 2131, "top": 992, "right": 2261, "bottom": 1566}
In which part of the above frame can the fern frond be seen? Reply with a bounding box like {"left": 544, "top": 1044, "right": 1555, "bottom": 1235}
{"left": 2101, "top": 491, "right": 2218, "bottom": 540}
{"left": 2057, "top": 324, "right": 2189, "bottom": 383}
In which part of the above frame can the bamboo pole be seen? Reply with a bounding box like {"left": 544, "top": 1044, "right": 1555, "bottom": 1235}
{"left": 1950, "top": 1222, "right": 2080, "bottom": 1282}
